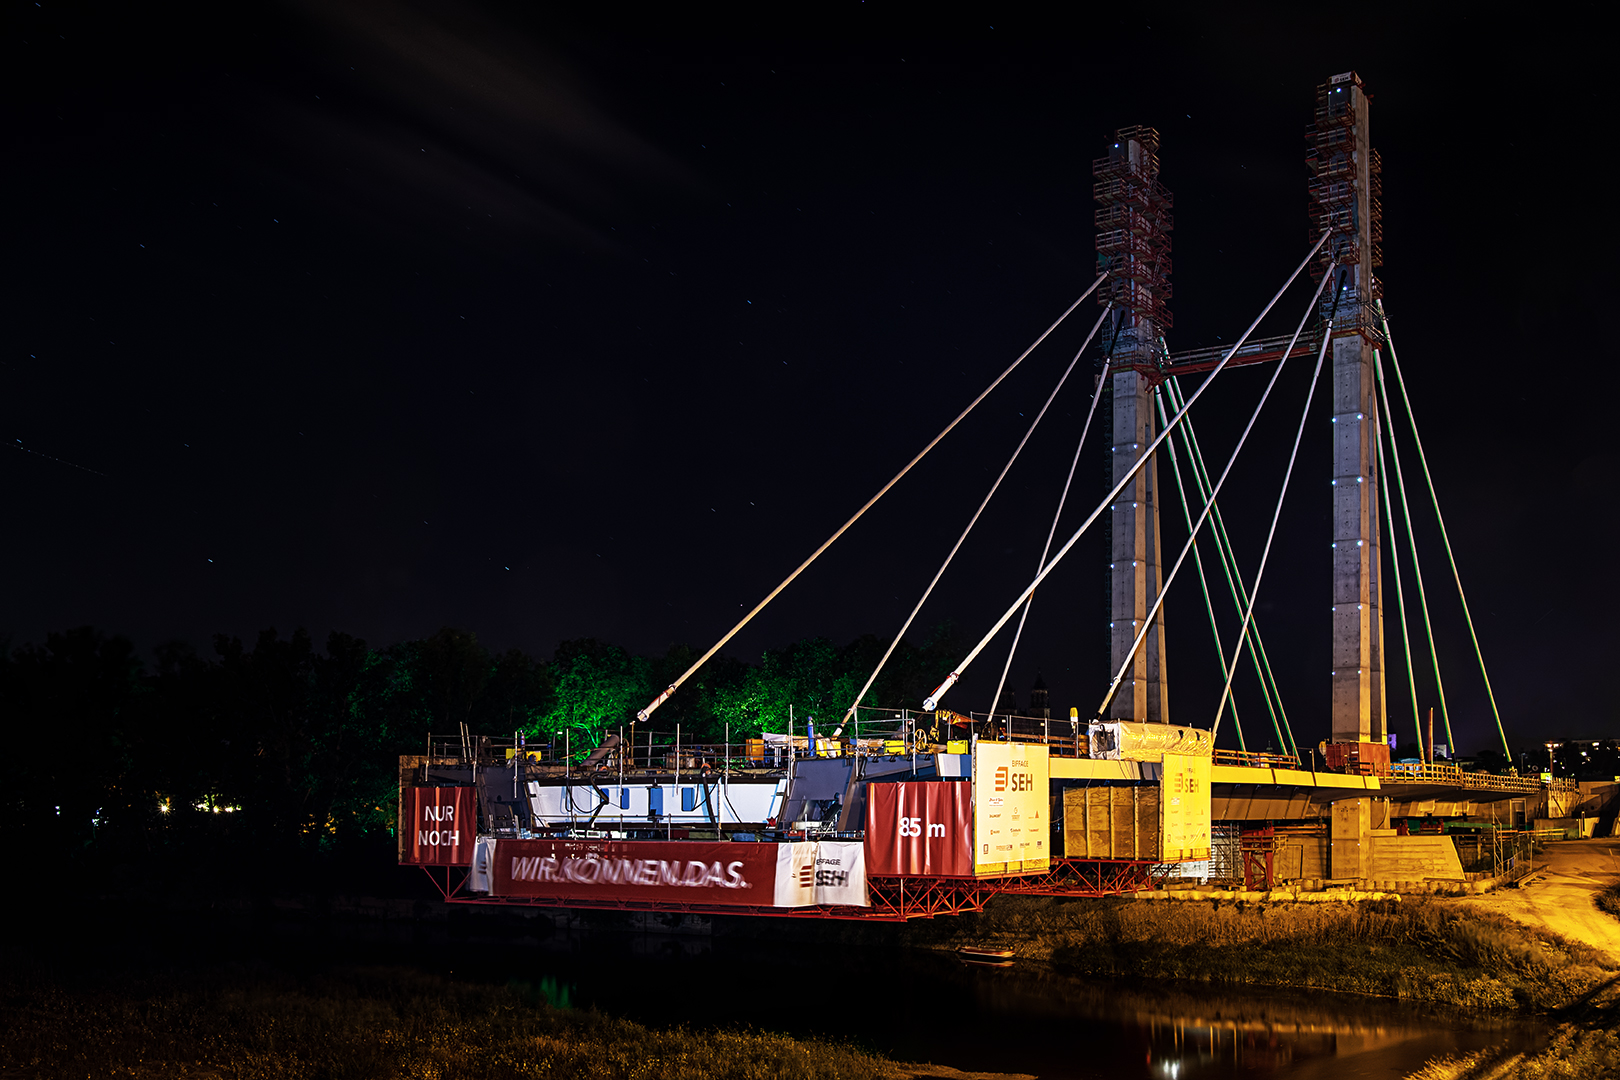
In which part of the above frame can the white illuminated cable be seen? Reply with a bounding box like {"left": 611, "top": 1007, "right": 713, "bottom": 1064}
{"left": 835, "top": 304, "right": 1114, "bottom": 735}
{"left": 985, "top": 347, "right": 1115, "bottom": 722}
{"left": 636, "top": 272, "right": 1110, "bottom": 723}
{"left": 1097, "top": 267, "right": 1333, "bottom": 722}
{"left": 1165, "top": 376, "right": 1289, "bottom": 753}
{"left": 1212, "top": 316, "right": 1334, "bottom": 738}
{"left": 923, "top": 230, "right": 1331, "bottom": 712}
{"left": 1154, "top": 385, "right": 1246, "bottom": 750}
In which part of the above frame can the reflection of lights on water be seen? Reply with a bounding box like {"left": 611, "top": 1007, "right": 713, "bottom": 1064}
{"left": 1157, "top": 1062, "right": 1182, "bottom": 1078}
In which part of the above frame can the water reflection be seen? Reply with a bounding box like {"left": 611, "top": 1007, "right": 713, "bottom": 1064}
{"left": 253, "top": 910, "right": 1543, "bottom": 1079}
{"left": 964, "top": 965, "right": 1540, "bottom": 1078}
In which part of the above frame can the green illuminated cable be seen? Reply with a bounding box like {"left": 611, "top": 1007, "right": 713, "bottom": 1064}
{"left": 1374, "top": 392, "right": 1425, "bottom": 757}
{"left": 1167, "top": 377, "right": 1292, "bottom": 757}
{"left": 1378, "top": 302, "right": 1511, "bottom": 762}
{"left": 1165, "top": 374, "right": 1296, "bottom": 759}
{"left": 1371, "top": 345, "right": 1454, "bottom": 754}
{"left": 1154, "top": 386, "right": 1248, "bottom": 751}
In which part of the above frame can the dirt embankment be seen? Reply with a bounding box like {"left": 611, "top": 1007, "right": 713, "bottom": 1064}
{"left": 1454, "top": 838, "right": 1620, "bottom": 965}
{"left": 918, "top": 839, "right": 1620, "bottom": 1080}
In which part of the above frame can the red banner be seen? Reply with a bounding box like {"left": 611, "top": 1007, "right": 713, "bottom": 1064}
{"left": 864, "top": 781, "right": 972, "bottom": 877}
{"left": 402, "top": 787, "right": 476, "bottom": 865}
{"left": 490, "top": 839, "right": 782, "bottom": 906}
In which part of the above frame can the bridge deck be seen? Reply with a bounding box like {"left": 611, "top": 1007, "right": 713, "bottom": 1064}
{"left": 1051, "top": 757, "right": 1564, "bottom": 818}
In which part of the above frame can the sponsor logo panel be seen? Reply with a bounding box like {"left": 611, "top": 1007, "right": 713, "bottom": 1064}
{"left": 773, "top": 841, "right": 870, "bottom": 907}
{"left": 973, "top": 743, "right": 1049, "bottom": 876}
{"left": 1161, "top": 752, "right": 1212, "bottom": 861}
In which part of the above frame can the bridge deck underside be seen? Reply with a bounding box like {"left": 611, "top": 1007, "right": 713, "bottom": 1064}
{"left": 1212, "top": 780, "right": 1534, "bottom": 823}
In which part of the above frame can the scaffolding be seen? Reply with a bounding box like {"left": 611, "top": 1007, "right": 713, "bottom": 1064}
{"left": 1093, "top": 124, "right": 1173, "bottom": 370}
{"left": 1306, "top": 72, "right": 1383, "bottom": 338}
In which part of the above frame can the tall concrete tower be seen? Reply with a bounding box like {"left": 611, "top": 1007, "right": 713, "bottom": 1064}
{"left": 1094, "top": 127, "right": 1172, "bottom": 723}
{"left": 1308, "top": 73, "right": 1388, "bottom": 751}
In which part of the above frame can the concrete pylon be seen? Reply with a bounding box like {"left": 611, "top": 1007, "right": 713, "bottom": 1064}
{"left": 1311, "top": 72, "right": 1387, "bottom": 747}
{"left": 1109, "top": 369, "right": 1169, "bottom": 722}
{"left": 1094, "top": 127, "right": 1172, "bottom": 724}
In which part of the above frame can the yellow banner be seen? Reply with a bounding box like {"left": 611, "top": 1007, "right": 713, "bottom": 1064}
{"left": 973, "top": 741, "right": 1050, "bottom": 876}
{"left": 1161, "top": 752, "right": 1211, "bottom": 861}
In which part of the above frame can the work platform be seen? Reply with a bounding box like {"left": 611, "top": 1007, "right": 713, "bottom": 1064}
{"left": 403, "top": 724, "right": 1577, "bottom": 918}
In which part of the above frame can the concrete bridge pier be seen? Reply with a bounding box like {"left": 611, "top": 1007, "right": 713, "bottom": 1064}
{"left": 1330, "top": 797, "right": 1373, "bottom": 881}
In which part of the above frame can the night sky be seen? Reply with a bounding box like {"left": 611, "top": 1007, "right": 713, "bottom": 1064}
{"left": 6, "top": 4, "right": 1614, "bottom": 753}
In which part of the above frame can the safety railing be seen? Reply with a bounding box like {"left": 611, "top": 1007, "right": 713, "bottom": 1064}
{"left": 1382, "top": 761, "right": 1548, "bottom": 794}
{"left": 1212, "top": 749, "right": 1304, "bottom": 770}
{"left": 426, "top": 724, "right": 936, "bottom": 777}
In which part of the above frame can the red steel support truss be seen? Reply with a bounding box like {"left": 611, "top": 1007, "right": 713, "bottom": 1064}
{"left": 987, "top": 858, "right": 1161, "bottom": 898}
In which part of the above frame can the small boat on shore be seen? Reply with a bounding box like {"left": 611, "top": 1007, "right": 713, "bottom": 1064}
{"left": 957, "top": 946, "right": 1016, "bottom": 966}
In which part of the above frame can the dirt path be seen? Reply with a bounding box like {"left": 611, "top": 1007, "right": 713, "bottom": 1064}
{"left": 1453, "top": 837, "right": 1620, "bottom": 963}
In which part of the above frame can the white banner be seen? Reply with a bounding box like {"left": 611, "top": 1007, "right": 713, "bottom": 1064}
{"left": 774, "top": 842, "right": 816, "bottom": 907}
{"left": 771, "top": 841, "right": 869, "bottom": 907}
{"left": 810, "top": 841, "right": 868, "bottom": 907}
{"left": 468, "top": 836, "right": 497, "bottom": 893}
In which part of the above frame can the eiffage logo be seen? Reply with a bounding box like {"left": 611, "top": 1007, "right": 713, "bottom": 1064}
{"left": 994, "top": 766, "right": 1034, "bottom": 792}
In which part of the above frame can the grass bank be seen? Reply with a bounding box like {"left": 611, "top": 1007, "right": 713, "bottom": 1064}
{"left": 0, "top": 965, "right": 1012, "bottom": 1080}
{"left": 1408, "top": 1014, "right": 1620, "bottom": 1079}
{"left": 1599, "top": 880, "right": 1620, "bottom": 923}
{"left": 916, "top": 894, "right": 1616, "bottom": 1011}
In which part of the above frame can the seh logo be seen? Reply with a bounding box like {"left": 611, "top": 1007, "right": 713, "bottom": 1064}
{"left": 993, "top": 766, "right": 1034, "bottom": 793}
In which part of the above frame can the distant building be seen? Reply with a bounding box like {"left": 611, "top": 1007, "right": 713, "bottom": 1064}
{"left": 1030, "top": 673, "right": 1051, "bottom": 721}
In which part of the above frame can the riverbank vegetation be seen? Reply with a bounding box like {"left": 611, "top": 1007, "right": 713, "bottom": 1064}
{"left": 1598, "top": 880, "right": 1620, "bottom": 923}
{"left": 922, "top": 894, "right": 1616, "bottom": 1011}
{"left": 2, "top": 624, "right": 956, "bottom": 886}
{"left": 0, "top": 964, "right": 1008, "bottom": 1080}
{"left": 1409, "top": 1016, "right": 1620, "bottom": 1079}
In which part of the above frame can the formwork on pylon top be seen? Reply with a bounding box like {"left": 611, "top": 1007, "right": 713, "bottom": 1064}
{"left": 1306, "top": 71, "right": 1383, "bottom": 340}
{"left": 1093, "top": 124, "right": 1173, "bottom": 341}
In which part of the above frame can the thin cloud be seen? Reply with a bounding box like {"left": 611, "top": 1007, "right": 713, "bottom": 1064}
{"left": 271, "top": 0, "right": 701, "bottom": 255}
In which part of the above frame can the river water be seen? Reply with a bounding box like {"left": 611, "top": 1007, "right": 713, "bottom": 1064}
{"left": 262, "top": 907, "right": 1545, "bottom": 1080}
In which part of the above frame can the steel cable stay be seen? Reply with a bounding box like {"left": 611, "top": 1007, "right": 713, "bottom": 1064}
{"left": 985, "top": 339, "right": 1121, "bottom": 721}
{"left": 835, "top": 304, "right": 1114, "bottom": 735}
{"left": 1097, "top": 267, "right": 1334, "bottom": 729}
{"left": 1373, "top": 398, "right": 1426, "bottom": 760}
{"left": 1163, "top": 376, "right": 1294, "bottom": 753}
{"left": 1369, "top": 340, "right": 1453, "bottom": 754}
{"left": 1378, "top": 302, "right": 1511, "bottom": 762}
{"left": 634, "top": 272, "right": 1110, "bottom": 723}
{"left": 1166, "top": 378, "right": 1290, "bottom": 714}
{"left": 923, "top": 230, "right": 1332, "bottom": 712}
{"left": 1153, "top": 385, "right": 1249, "bottom": 751}
{"left": 1212, "top": 315, "right": 1335, "bottom": 742}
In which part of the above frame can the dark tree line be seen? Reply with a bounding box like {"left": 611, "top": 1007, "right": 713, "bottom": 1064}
{"left": 1, "top": 623, "right": 957, "bottom": 873}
